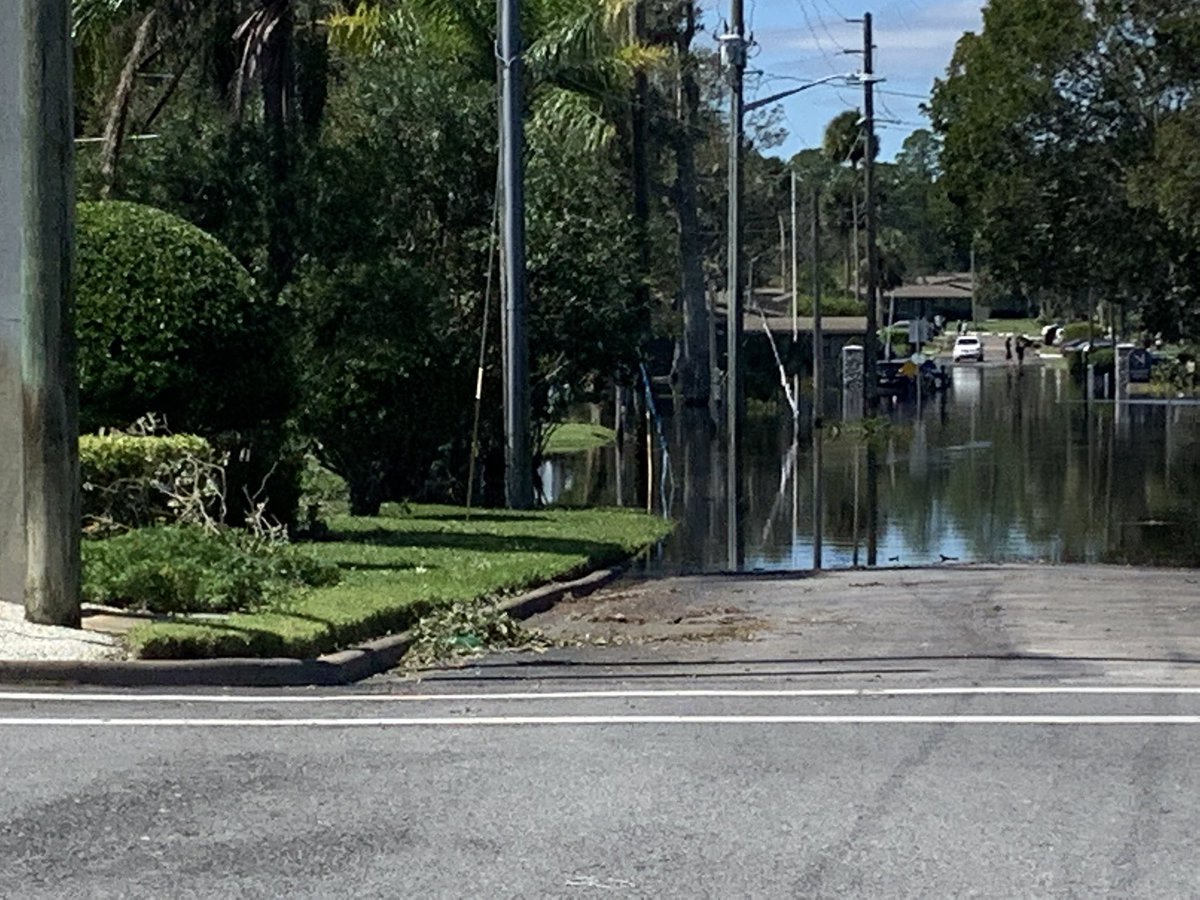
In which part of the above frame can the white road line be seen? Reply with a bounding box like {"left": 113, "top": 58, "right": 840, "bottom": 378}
{"left": 2, "top": 686, "right": 1200, "bottom": 704}
{"left": 1, "top": 715, "right": 1200, "bottom": 727}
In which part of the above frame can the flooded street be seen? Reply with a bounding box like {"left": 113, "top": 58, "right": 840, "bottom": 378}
{"left": 542, "top": 365, "right": 1200, "bottom": 573}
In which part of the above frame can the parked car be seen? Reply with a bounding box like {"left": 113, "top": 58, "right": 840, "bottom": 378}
{"left": 953, "top": 335, "right": 984, "bottom": 362}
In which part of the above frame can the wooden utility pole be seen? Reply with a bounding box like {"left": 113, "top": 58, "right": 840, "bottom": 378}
{"left": 861, "top": 11, "right": 880, "bottom": 414}
{"left": 2, "top": 1, "right": 80, "bottom": 624}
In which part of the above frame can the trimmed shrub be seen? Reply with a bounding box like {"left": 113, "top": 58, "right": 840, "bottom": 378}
{"left": 75, "top": 201, "right": 300, "bottom": 524}
{"left": 81, "top": 526, "right": 340, "bottom": 615}
{"left": 80, "top": 431, "right": 221, "bottom": 532}
{"left": 1060, "top": 322, "right": 1097, "bottom": 343}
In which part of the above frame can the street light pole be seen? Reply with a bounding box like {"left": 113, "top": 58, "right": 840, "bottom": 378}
{"left": 722, "top": 2, "right": 747, "bottom": 571}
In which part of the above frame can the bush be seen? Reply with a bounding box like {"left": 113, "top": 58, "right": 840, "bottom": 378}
{"left": 81, "top": 526, "right": 340, "bottom": 615}
{"left": 75, "top": 201, "right": 300, "bottom": 524}
{"left": 80, "top": 431, "right": 221, "bottom": 532}
{"left": 1067, "top": 347, "right": 1114, "bottom": 383}
{"left": 1059, "top": 322, "right": 1097, "bottom": 343}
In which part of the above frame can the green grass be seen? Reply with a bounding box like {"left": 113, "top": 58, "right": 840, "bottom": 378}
{"left": 974, "top": 318, "right": 1045, "bottom": 336}
{"left": 544, "top": 422, "right": 617, "bottom": 454}
{"left": 125, "top": 504, "right": 673, "bottom": 659}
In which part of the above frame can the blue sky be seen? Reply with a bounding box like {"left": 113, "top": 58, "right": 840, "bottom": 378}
{"left": 704, "top": 0, "right": 985, "bottom": 160}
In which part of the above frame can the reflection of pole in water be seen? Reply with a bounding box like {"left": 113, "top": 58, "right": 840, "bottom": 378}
{"left": 866, "top": 444, "right": 879, "bottom": 567}
{"left": 645, "top": 401, "right": 653, "bottom": 515}
{"left": 852, "top": 446, "right": 861, "bottom": 566}
{"left": 812, "top": 425, "right": 823, "bottom": 569}
{"left": 792, "top": 410, "right": 799, "bottom": 568}
{"left": 675, "top": 405, "right": 715, "bottom": 573}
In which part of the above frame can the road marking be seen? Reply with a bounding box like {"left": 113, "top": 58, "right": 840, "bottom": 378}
{"left": 2, "top": 715, "right": 1200, "bottom": 727}
{"left": 3, "top": 686, "right": 1200, "bottom": 704}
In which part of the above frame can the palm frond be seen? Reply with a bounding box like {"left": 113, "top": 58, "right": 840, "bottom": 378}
{"left": 531, "top": 85, "right": 617, "bottom": 154}
{"left": 324, "top": 2, "right": 385, "bottom": 56}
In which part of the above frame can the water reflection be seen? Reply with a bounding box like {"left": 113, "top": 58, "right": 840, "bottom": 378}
{"left": 540, "top": 367, "right": 1200, "bottom": 572}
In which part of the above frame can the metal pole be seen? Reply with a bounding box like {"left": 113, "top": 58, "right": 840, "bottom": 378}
{"left": 4, "top": 2, "right": 79, "bottom": 624}
{"left": 811, "top": 187, "right": 823, "bottom": 569}
{"left": 970, "top": 240, "right": 977, "bottom": 326}
{"left": 723, "top": 1, "right": 747, "bottom": 570}
{"left": 791, "top": 171, "right": 798, "bottom": 343}
{"left": 500, "top": 0, "right": 533, "bottom": 509}
{"left": 862, "top": 11, "right": 880, "bottom": 415}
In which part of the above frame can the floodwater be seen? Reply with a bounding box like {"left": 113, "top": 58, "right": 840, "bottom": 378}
{"left": 540, "top": 365, "right": 1200, "bottom": 573}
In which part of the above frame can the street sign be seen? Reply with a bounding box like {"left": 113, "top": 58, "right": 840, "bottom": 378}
{"left": 1129, "top": 348, "right": 1153, "bottom": 383}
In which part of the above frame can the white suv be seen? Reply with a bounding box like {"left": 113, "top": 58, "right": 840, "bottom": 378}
{"left": 952, "top": 335, "right": 984, "bottom": 362}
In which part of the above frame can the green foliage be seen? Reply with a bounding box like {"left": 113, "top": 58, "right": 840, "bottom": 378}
{"left": 544, "top": 423, "right": 617, "bottom": 455}
{"left": 82, "top": 526, "right": 340, "bottom": 615}
{"left": 299, "top": 455, "right": 349, "bottom": 508}
{"left": 1059, "top": 322, "right": 1097, "bottom": 343}
{"left": 930, "top": 0, "right": 1200, "bottom": 336}
{"left": 289, "top": 54, "right": 494, "bottom": 514}
{"left": 124, "top": 504, "right": 674, "bottom": 659}
{"left": 75, "top": 201, "right": 300, "bottom": 524}
{"left": 1066, "top": 346, "right": 1114, "bottom": 383}
{"left": 526, "top": 131, "right": 647, "bottom": 417}
{"left": 76, "top": 201, "right": 282, "bottom": 431}
{"left": 80, "top": 431, "right": 221, "bottom": 532}
{"left": 405, "top": 601, "right": 552, "bottom": 667}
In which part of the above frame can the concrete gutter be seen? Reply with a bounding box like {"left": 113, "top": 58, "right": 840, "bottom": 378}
{"left": 0, "top": 566, "right": 626, "bottom": 687}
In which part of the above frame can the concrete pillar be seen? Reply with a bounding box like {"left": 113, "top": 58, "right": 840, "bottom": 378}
{"left": 842, "top": 344, "right": 864, "bottom": 421}
{"left": 0, "top": 15, "right": 24, "bottom": 605}
{"left": 1114, "top": 343, "right": 1134, "bottom": 425}
{"left": 1115, "top": 343, "right": 1134, "bottom": 401}
{"left": 2, "top": 2, "right": 80, "bottom": 623}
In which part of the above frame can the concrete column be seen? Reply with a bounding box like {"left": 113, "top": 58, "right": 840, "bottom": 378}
{"left": 1115, "top": 343, "right": 1134, "bottom": 401}
{"left": 842, "top": 344, "right": 864, "bottom": 421}
{"left": 2, "top": 2, "right": 80, "bottom": 623}
{"left": 1114, "top": 343, "right": 1134, "bottom": 425}
{"left": 0, "top": 15, "right": 24, "bottom": 605}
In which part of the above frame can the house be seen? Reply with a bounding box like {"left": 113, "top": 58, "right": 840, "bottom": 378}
{"left": 885, "top": 273, "right": 975, "bottom": 322}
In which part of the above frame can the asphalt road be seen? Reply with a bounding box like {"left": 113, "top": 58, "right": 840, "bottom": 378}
{"left": 4, "top": 566, "right": 1200, "bottom": 898}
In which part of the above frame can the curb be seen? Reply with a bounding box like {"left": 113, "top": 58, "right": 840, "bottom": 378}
{"left": 0, "top": 566, "right": 627, "bottom": 688}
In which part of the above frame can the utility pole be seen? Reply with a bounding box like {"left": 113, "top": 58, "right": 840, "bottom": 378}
{"left": 811, "top": 186, "right": 823, "bottom": 570}
{"left": 2, "top": 1, "right": 80, "bottom": 624}
{"left": 721, "top": 1, "right": 748, "bottom": 570}
{"left": 500, "top": 0, "right": 533, "bottom": 509}
{"left": 861, "top": 11, "right": 880, "bottom": 414}
{"left": 790, "top": 172, "right": 799, "bottom": 346}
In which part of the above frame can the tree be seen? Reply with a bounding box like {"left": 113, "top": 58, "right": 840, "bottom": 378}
{"left": 929, "top": 0, "right": 1200, "bottom": 334}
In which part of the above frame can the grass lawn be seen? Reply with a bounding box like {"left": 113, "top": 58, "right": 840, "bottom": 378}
{"left": 974, "top": 317, "right": 1045, "bottom": 336}
{"left": 544, "top": 422, "right": 617, "bottom": 454}
{"left": 127, "top": 504, "right": 672, "bottom": 659}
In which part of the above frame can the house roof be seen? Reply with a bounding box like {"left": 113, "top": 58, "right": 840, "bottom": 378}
{"left": 887, "top": 273, "right": 973, "bottom": 300}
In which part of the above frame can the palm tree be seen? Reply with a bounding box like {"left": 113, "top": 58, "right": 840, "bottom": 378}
{"left": 823, "top": 109, "right": 868, "bottom": 296}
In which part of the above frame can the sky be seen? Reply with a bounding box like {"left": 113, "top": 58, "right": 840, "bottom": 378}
{"left": 706, "top": 0, "right": 985, "bottom": 160}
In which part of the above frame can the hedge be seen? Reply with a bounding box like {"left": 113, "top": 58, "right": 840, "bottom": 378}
{"left": 80, "top": 432, "right": 219, "bottom": 532}
{"left": 75, "top": 201, "right": 300, "bottom": 523}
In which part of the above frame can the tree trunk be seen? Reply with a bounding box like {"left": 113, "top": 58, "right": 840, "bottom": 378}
{"left": 673, "top": 3, "right": 709, "bottom": 407}
{"left": 348, "top": 470, "right": 384, "bottom": 517}
{"left": 99, "top": 9, "right": 157, "bottom": 198}
{"left": 260, "top": 0, "right": 297, "bottom": 296}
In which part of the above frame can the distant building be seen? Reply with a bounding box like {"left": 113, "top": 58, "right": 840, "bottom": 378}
{"left": 886, "top": 273, "right": 975, "bottom": 322}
